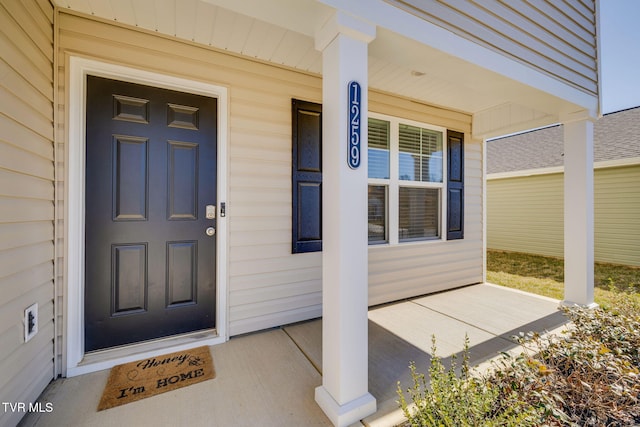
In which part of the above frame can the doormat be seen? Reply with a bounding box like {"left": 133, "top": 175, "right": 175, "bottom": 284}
{"left": 97, "top": 346, "right": 215, "bottom": 411}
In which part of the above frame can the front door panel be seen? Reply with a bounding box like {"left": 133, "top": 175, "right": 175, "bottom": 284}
{"left": 85, "top": 76, "right": 217, "bottom": 352}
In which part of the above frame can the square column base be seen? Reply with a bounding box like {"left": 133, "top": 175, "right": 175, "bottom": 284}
{"left": 315, "top": 386, "right": 376, "bottom": 427}
{"left": 561, "top": 300, "right": 599, "bottom": 309}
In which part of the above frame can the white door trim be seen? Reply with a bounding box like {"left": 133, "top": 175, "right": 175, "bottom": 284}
{"left": 65, "top": 56, "right": 229, "bottom": 376}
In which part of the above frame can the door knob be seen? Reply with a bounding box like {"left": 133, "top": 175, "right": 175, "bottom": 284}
{"left": 206, "top": 227, "right": 215, "bottom": 236}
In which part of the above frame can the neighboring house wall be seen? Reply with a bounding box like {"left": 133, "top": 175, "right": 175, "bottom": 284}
{"left": 594, "top": 164, "right": 640, "bottom": 266}
{"left": 487, "top": 164, "right": 640, "bottom": 267}
{"left": 385, "top": 0, "right": 598, "bottom": 96}
{"left": 487, "top": 172, "right": 564, "bottom": 258}
{"left": 0, "top": 1, "right": 55, "bottom": 426}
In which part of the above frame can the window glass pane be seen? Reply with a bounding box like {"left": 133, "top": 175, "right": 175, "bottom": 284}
{"left": 368, "top": 118, "right": 390, "bottom": 179}
{"left": 399, "top": 124, "right": 420, "bottom": 180}
{"left": 422, "top": 130, "right": 443, "bottom": 183}
{"left": 399, "top": 187, "right": 439, "bottom": 241}
{"left": 399, "top": 124, "right": 442, "bottom": 182}
{"left": 368, "top": 185, "right": 387, "bottom": 243}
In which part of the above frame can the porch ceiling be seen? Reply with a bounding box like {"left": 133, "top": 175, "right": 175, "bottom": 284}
{"left": 54, "top": 0, "right": 588, "bottom": 138}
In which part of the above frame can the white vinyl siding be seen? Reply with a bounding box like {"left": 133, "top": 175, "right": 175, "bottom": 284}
{"left": 0, "top": 1, "right": 55, "bottom": 426}
{"left": 56, "top": 11, "right": 480, "bottom": 347}
{"left": 487, "top": 165, "right": 640, "bottom": 267}
{"left": 369, "top": 126, "right": 483, "bottom": 305}
{"left": 385, "top": 0, "right": 597, "bottom": 96}
{"left": 56, "top": 12, "right": 323, "bottom": 339}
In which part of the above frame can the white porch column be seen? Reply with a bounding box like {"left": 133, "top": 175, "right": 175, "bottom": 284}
{"left": 562, "top": 112, "right": 597, "bottom": 307}
{"left": 314, "top": 11, "right": 377, "bottom": 427}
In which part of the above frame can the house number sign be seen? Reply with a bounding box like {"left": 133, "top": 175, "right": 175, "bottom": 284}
{"left": 348, "top": 81, "right": 361, "bottom": 169}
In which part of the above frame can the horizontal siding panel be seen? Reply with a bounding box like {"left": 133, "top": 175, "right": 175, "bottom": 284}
{"left": 0, "top": 280, "right": 53, "bottom": 353}
{"left": 1, "top": 0, "right": 53, "bottom": 61}
{"left": 369, "top": 265, "right": 482, "bottom": 307}
{"left": 0, "top": 337, "right": 54, "bottom": 427}
{"left": 505, "top": 1, "right": 594, "bottom": 56}
{"left": 0, "top": 317, "right": 53, "bottom": 400}
{"left": 230, "top": 217, "right": 290, "bottom": 233}
{"left": 387, "top": 0, "right": 597, "bottom": 95}
{"left": 0, "top": 86, "right": 53, "bottom": 141}
{"left": 368, "top": 241, "right": 483, "bottom": 305}
{"left": 229, "top": 158, "right": 290, "bottom": 180}
{"left": 0, "top": 30, "right": 52, "bottom": 101}
{"left": 0, "top": 222, "right": 53, "bottom": 251}
{"left": 2, "top": 366, "right": 52, "bottom": 427}
{"left": 231, "top": 280, "right": 320, "bottom": 306}
{"left": 461, "top": 1, "right": 595, "bottom": 83}
{"left": 231, "top": 187, "right": 290, "bottom": 204}
{"left": 0, "top": 169, "right": 54, "bottom": 200}
{"left": 230, "top": 266, "right": 321, "bottom": 291}
{"left": 0, "top": 261, "right": 53, "bottom": 309}
{"left": 0, "top": 241, "right": 54, "bottom": 280}
{"left": 1, "top": 59, "right": 53, "bottom": 116}
{"left": 232, "top": 229, "right": 291, "bottom": 247}
{"left": 231, "top": 201, "right": 290, "bottom": 218}
{"left": 230, "top": 305, "right": 322, "bottom": 336}
{"left": 229, "top": 243, "right": 293, "bottom": 262}
{"left": 547, "top": 1, "right": 595, "bottom": 35}
{"left": 232, "top": 85, "right": 321, "bottom": 108}
{"left": 0, "top": 133, "right": 53, "bottom": 180}
{"left": 17, "top": 0, "right": 53, "bottom": 38}
{"left": 0, "top": 197, "right": 54, "bottom": 223}
{"left": 230, "top": 173, "right": 290, "bottom": 191}
{"left": 0, "top": 114, "right": 54, "bottom": 160}
{"left": 230, "top": 292, "right": 322, "bottom": 322}
{"left": 230, "top": 254, "right": 320, "bottom": 277}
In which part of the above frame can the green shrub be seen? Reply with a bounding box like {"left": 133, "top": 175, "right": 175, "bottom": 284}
{"left": 397, "top": 336, "right": 542, "bottom": 426}
{"left": 397, "top": 296, "right": 640, "bottom": 426}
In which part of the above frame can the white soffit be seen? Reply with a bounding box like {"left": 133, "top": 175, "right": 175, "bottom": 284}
{"left": 54, "top": 0, "right": 589, "bottom": 131}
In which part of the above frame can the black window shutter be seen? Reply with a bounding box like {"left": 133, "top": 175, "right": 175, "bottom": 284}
{"left": 447, "top": 130, "right": 464, "bottom": 240}
{"left": 292, "top": 99, "right": 322, "bottom": 253}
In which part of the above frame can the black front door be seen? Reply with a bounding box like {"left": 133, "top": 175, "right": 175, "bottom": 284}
{"left": 85, "top": 75, "right": 217, "bottom": 352}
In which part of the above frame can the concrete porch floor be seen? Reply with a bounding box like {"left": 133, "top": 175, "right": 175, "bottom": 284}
{"left": 19, "top": 283, "right": 568, "bottom": 427}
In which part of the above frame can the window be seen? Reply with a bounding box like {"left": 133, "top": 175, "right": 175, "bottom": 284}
{"left": 368, "top": 114, "right": 462, "bottom": 244}
{"left": 292, "top": 102, "right": 463, "bottom": 252}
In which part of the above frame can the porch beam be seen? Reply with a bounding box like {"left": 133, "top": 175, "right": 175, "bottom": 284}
{"left": 562, "top": 111, "right": 597, "bottom": 307}
{"left": 314, "top": 10, "right": 377, "bottom": 427}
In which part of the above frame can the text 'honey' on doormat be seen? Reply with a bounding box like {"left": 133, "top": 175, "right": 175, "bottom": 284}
{"left": 98, "top": 346, "right": 215, "bottom": 411}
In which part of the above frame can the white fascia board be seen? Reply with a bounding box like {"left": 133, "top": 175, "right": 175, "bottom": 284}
{"left": 318, "top": 0, "right": 597, "bottom": 112}
{"left": 487, "top": 156, "right": 640, "bottom": 180}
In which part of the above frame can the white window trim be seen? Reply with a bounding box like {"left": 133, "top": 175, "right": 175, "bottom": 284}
{"left": 368, "top": 112, "right": 448, "bottom": 245}
{"left": 66, "top": 56, "right": 229, "bottom": 376}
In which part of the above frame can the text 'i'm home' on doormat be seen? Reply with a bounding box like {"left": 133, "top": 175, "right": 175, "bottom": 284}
{"left": 97, "top": 346, "right": 215, "bottom": 411}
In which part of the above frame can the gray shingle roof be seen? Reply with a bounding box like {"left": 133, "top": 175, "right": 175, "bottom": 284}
{"left": 487, "top": 107, "right": 640, "bottom": 174}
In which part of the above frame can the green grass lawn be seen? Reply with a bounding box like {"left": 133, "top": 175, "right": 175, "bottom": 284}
{"left": 486, "top": 249, "right": 640, "bottom": 307}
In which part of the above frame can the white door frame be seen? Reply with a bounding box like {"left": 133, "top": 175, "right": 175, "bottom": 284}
{"left": 65, "top": 56, "right": 229, "bottom": 377}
